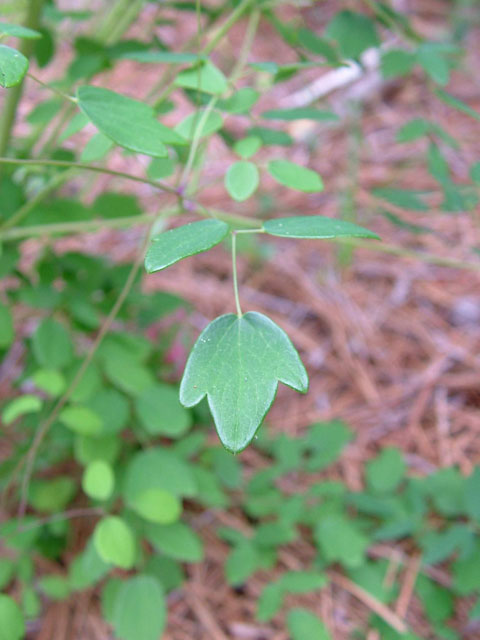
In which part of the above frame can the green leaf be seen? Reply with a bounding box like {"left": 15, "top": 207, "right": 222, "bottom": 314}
{"left": 415, "top": 575, "right": 453, "bottom": 624}
{"left": 133, "top": 488, "right": 181, "bottom": 524}
{"left": 0, "top": 301, "right": 14, "bottom": 348}
{"left": 32, "top": 318, "right": 73, "bottom": 369}
{"left": 417, "top": 44, "right": 451, "bottom": 86}
{"left": 465, "top": 467, "right": 480, "bottom": 522}
{"left": 147, "top": 155, "right": 175, "bottom": 180}
{"left": 180, "top": 312, "right": 308, "bottom": 453}
{"left": 32, "top": 369, "right": 65, "bottom": 397}
{"left": 77, "top": 86, "right": 186, "bottom": 157}
{"left": 59, "top": 405, "right": 103, "bottom": 436}
{"left": 325, "top": 11, "right": 379, "bottom": 60}
{"left": 315, "top": 514, "right": 368, "bottom": 568}
{"left": 372, "top": 187, "right": 429, "bottom": 211}
{"left": 38, "top": 575, "right": 70, "bottom": 601}
{"left": 94, "top": 516, "right": 136, "bottom": 569}
{"left": 267, "top": 160, "right": 323, "bottom": 192}
{"left": 82, "top": 460, "right": 114, "bottom": 501}
{"left": 279, "top": 571, "right": 327, "bottom": 593}
{"left": 263, "top": 215, "right": 379, "bottom": 240}
{"left": 380, "top": 49, "right": 415, "bottom": 78}
{"left": 0, "top": 45, "right": 28, "bottom": 87}
{"left": 135, "top": 383, "right": 191, "bottom": 437}
{"left": 0, "top": 22, "right": 41, "bottom": 39}
{"left": 217, "top": 87, "right": 259, "bottom": 114}
{"left": 0, "top": 558, "right": 15, "bottom": 589}
{"left": 225, "top": 161, "right": 259, "bottom": 201}
{"left": 257, "top": 583, "right": 284, "bottom": 622}
{"left": 261, "top": 108, "right": 338, "bottom": 122}
{"left": 435, "top": 89, "right": 480, "bottom": 122}
{"left": 174, "top": 109, "right": 223, "bottom": 140}
{"left": 470, "top": 162, "right": 480, "bottom": 185}
{"left": 305, "top": 420, "right": 353, "bottom": 470}
{"left": 2, "top": 394, "right": 42, "bottom": 425}
{"left": 287, "top": 608, "right": 331, "bottom": 640}
{"left": 233, "top": 136, "right": 262, "bottom": 159}
{"left": 111, "top": 575, "right": 166, "bottom": 640}
{"left": 29, "top": 477, "right": 76, "bottom": 513}
{"left": 0, "top": 595, "right": 25, "bottom": 640}
{"left": 119, "top": 50, "right": 199, "bottom": 64}
{"left": 225, "top": 541, "right": 261, "bottom": 585}
{"left": 123, "top": 448, "right": 197, "bottom": 504}
{"left": 366, "top": 448, "right": 406, "bottom": 494}
{"left": 248, "top": 126, "right": 292, "bottom": 146}
{"left": 145, "top": 522, "right": 204, "bottom": 562}
{"left": 145, "top": 219, "right": 229, "bottom": 273}
{"left": 297, "top": 28, "right": 340, "bottom": 65}
{"left": 453, "top": 548, "right": 480, "bottom": 595}
{"left": 175, "top": 61, "right": 228, "bottom": 95}
{"left": 80, "top": 132, "right": 115, "bottom": 162}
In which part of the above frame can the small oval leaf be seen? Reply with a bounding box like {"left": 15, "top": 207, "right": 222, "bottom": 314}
{"left": 145, "top": 219, "right": 229, "bottom": 273}
{"left": 263, "top": 216, "right": 379, "bottom": 240}
{"left": 94, "top": 516, "right": 136, "bottom": 569}
{"left": 267, "top": 159, "right": 324, "bottom": 192}
{"left": 0, "top": 45, "right": 28, "bottom": 88}
{"left": 77, "top": 86, "right": 186, "bottom": 157}
{"left": 225, "top": 161, "right": 259, "bottom": 201}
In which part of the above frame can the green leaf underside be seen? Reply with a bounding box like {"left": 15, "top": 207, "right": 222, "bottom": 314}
{"left": 263, "top": 216, "right": 380, "bottom": 240}
{"left": 145, "top": 219, "right": 229, "bottom": 273}
{"left": 0, "top": 22, "right": 42, "bottom": 39}
{"left": 77, "top": 86, "right": 186, "bottom": 157}
{"left": 180, "top": 312, "right": 308, "bottom": 453}
{"left": 268, "top": 159, "right": 323, "bottom": 192}
{"left": 0, "top": 45, "right": 29, "bottom": 88}
{"left": 225, "top": 161, "right": 259, "bottom": 201}
{"left": 261, "top": 108, "right": 339, "bottom": 121}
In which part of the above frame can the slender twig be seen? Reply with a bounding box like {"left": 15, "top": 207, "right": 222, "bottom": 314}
{"left": 27, "top": 72, "right": 77, "bottom": 103}
{"left": 0, "top": 157, "right": 178, "bottom": 199}
{"left": 0, "top": 212, "right": 160, "bottom": 241}
{"left": 231, "top": 232, "right": 243, "bottom": 316}
{"left": 14, "top": 507, "right": 105, "bottom": 533}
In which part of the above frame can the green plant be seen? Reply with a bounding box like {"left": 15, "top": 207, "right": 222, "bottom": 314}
{"left": 0, "top": 1, "right": 479, "bottom": 638}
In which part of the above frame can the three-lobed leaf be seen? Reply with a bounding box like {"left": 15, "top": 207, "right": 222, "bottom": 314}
{"left": 180, "top": 312, "right": 308, "bottom": 453}
{"left": 145, "top": 219, "right": 229, "bottom": 273}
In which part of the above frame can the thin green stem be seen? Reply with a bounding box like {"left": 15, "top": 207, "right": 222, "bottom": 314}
{"left": 0, "top": 211, "right": 161, "bottom": 241}
{"left": 180, "top": 7, "right": 260, "bottom": 190}
{"left": 2, "top": 168, "right": 76, "bottom": 230}
{"left": 26, "top": 73, "right": 77, "bottom": 103}
{"left": 0, "top": 0, "right": 45, "bottom": 159}
{"left": 231, "top": 231, "right": 243, "bottom": 317}
{"left": 0, "top": 157, "right": 178, "bottom": 198}
{"left": 203, "top": 0, "right": 253, "bottom": 55}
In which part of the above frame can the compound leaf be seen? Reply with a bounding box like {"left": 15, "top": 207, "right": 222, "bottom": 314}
{"left": 263, "top": 215, "right": 379, "bottom": 239}
{"left": 180, "top": 312, "right": 308, "bottom": 453}
{"left": 145, "top": 219, "right": 229, "bottom": 273}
